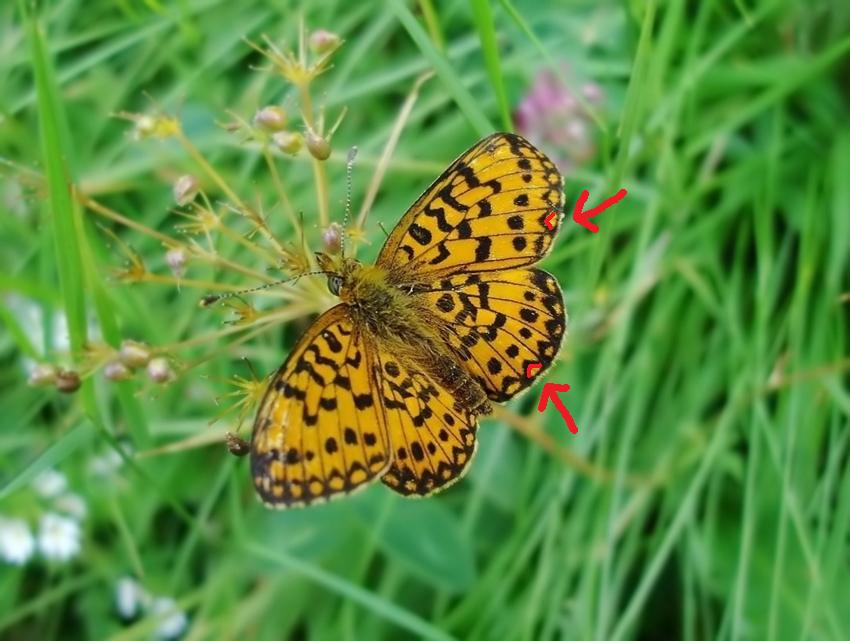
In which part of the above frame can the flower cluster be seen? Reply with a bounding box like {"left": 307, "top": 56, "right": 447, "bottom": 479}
{"left": 514, "top": 66, "right": 604, "bottom": 170}
{"left": 115, "top": 577, "right": 189, "bottom": 639}
{"left": 0, "top": 469, "right": 85, "bottom": 566}
{"left": 24, "top": 25, "right": 355, "bottom": 413}
{"left": 27, "top": 338, "right": 173, "bottom": 393}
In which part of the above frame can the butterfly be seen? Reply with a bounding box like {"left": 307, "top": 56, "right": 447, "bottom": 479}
{"left": 251, "top": 132, "right": 567, "bottom": 507}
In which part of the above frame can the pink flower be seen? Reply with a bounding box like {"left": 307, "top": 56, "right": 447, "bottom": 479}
{"left": 514, "top": 67, "right": 603, "bottom": 170}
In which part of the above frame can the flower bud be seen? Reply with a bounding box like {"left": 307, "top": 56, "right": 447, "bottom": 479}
{"left": 305, "top": 130, "right": 331, "bottom": 160}
{"left": 225, "top": 432, "right": 250, "bottom": 457}
{"left": 173, "top": 175, "right": 200, "bottom": 206}
{"left": 165, "top": 248, "right": 187, "bottom": 278}
{"left": 132, "top": 115, "right": 157, "bottom": 140}
{"left": 565, "top": 120, "right": 587, "bottom": 142}
{"left": 309, "top": 30, "right": 341, "bottom": 55}
{"left": 146, "top": 357, "right": 172, "bottom": 384}
{"left": 253, "top": 106, "right": 287, "bottom": 133}
{"left": 55, "top": 370, "right": 81, "bottom": 394}
{"left": 582, "top": 82, "right": 604, "bottom": 103}
{"left": 271, "top": 131, "right": 302, "bottom": 155}
{"left": 130, "top": 113, "right": 180, "bottom": 140}
{"left": 321, "top": 223, "right": 343, "bottom": 254}
{"left": 29, "top": 363, "right": 58, "bottom": 387}
{"left": 119, "top": 340, "right": 151, "bottom": 368}
{"left": 104, "top": 360, "right": 132, "bottom": 382}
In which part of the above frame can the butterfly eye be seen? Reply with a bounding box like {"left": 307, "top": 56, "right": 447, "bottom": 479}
{"left": 328, "top": 275, "right": 343, "bottom": 296}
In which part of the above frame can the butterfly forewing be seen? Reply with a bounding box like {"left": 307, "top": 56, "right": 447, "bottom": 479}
{"left": 250, "top": 305, "right": 391, "bottom": 507}
{"left": 376, "top": 132, "right": 564, "bottom": 281}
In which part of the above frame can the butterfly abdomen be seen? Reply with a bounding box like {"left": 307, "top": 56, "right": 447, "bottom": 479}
{"left": 429, "top": 351, "right": 492, "bottom": 416}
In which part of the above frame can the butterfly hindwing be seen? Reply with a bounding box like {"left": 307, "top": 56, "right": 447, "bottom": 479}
{"left": 372, "top": 347, "right": 478, "bottom": 496}
{"left": 250, "top": 305, "right": 391, "bottom": 507}
{"left": 418, "top": 268, "right": 566, "bottom": 401}
{"left": 376, "top": 132, "right": 564, "bottom": 281}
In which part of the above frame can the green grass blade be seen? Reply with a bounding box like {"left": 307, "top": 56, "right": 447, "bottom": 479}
{"left": 470, "top": 0, "right": 512, "bottom": 131}
{"left": 24, "top": 2, "right": 87, "bottom": 357}
{"left": 242, "top": 539, "right": 458, "bottom": 641}
{"left": 0, "top": 421, "right": 94, "bottom": 501}
{"left": 389, "top": 0, "right": 494, "bottom": 136}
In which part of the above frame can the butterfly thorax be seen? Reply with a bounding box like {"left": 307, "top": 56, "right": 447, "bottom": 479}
{"left": 317, "top": 252, "right": 492, "bottom": 416}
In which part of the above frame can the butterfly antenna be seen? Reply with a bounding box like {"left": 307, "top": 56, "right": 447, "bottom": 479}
{"left": 340, "top": 145, "right": 358, "bottom": 257}
{"left": 199, "top": 271, "right": 329, "bottom": 307}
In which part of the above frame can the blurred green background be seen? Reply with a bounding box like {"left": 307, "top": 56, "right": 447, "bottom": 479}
{"left": 2, "top": 0, "right": 850, "bottom": 639}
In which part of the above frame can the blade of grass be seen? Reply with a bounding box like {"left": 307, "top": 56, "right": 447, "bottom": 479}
{"left": 24, "top": 1, "right": 87, "bottom": 357}
{"left": 499, "top": 0, "right": 606, "bottom": 133}
{"left": 0, "top": 420, "right": 94, "bottom": 501}
{"left": 470, "top": 0, "right": 512, "bottom": 131}
{"left": 417, "top": 0, "right": 445, "bottom": 52}
{"left": 169, "top": 457, "right": 236, "bottom": 592}
{"left": 685, "top": 36, "right": 850, "bottom": 156}
{"left": 0, "top": 572, "right": 98, "bottom": 631}
{"left": 612, "top": 0, "right": 657, "bottom": 186}
{"left": 609, "top": 382, "right": 744, "bottom": 641}
{"left": 389, "top": 0, "right": 494, "bottom": 136}
{"left": 242, "top": 539, "right": 458, "bottom": 641}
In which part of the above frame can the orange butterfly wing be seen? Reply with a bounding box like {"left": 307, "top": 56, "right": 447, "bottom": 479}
{"left": 376, "top": 132, "right": 564, "bottom": 281}
{"left": 376, "top": 132, "right": 568, "bottom": 403}
{"left": 371, "top": 346, "right": 478, "bottom": 496}
{"left": 251, "top": 305, "right": 391, "bottom": 507}
{"left": 416, "top": 268, "right": 566, "bottom": 401}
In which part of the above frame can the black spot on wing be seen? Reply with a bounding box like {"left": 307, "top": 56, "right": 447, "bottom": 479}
{"left": 475, "top": 237, "right": 492, "bottom": 262}
{"left": 424, "top": 203, "right": 454, "bottom": 233}
{"left": 456, "top": 162, "right": 481, "bottom": 188}
{"left": 429, "top": 243, "right": 451, "bottom": 265}
{"left": 409, "top": 223, "right": 432, "bottom": 246}
{"left": 440, "top": 183, "right": 469, "bottom": 212}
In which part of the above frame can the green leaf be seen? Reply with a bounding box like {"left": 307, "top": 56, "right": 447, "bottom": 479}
{"left": 364, "top": 497, "right": 477, "bottom": 593}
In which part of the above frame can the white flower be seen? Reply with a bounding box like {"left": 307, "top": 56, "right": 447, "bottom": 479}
{"left": 0, "top": 517, "right": 35, "bottom": 565}
{"left": 32, "top": 469, "right": 68, "bottom": 498}
{"left": 150, "top": 597, "right": 188, "bottom": 639}
{"left": 54, "top": 493, "right": 87, "bottom": 520}
{"left": 5, "top": 295, "right": 73, "bottom": 355}
{"left": 115, "top": 577, "right": 147, "bottom": 620}
{"left": 38, "top": 512, "right": 81, "bottom": 562}
{"left": 88, "top": 449, "right": 124, "bottom": 477}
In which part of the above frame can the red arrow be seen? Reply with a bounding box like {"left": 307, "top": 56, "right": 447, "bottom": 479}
{"left": 572, "top": 188, "right": 628, "bottom": 233}
{"left": 526, "top": 363, "right": 542, "bottom": 378}
{"left": 537, "top": 383, "right": 579, "bottom": 434}
{"left": 543, "top": 211, "right": 558, "bottom": 231}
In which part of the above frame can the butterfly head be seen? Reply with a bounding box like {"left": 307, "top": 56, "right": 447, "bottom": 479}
{"left": 315, "top": 252, "right": 362, "bottom": 301}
